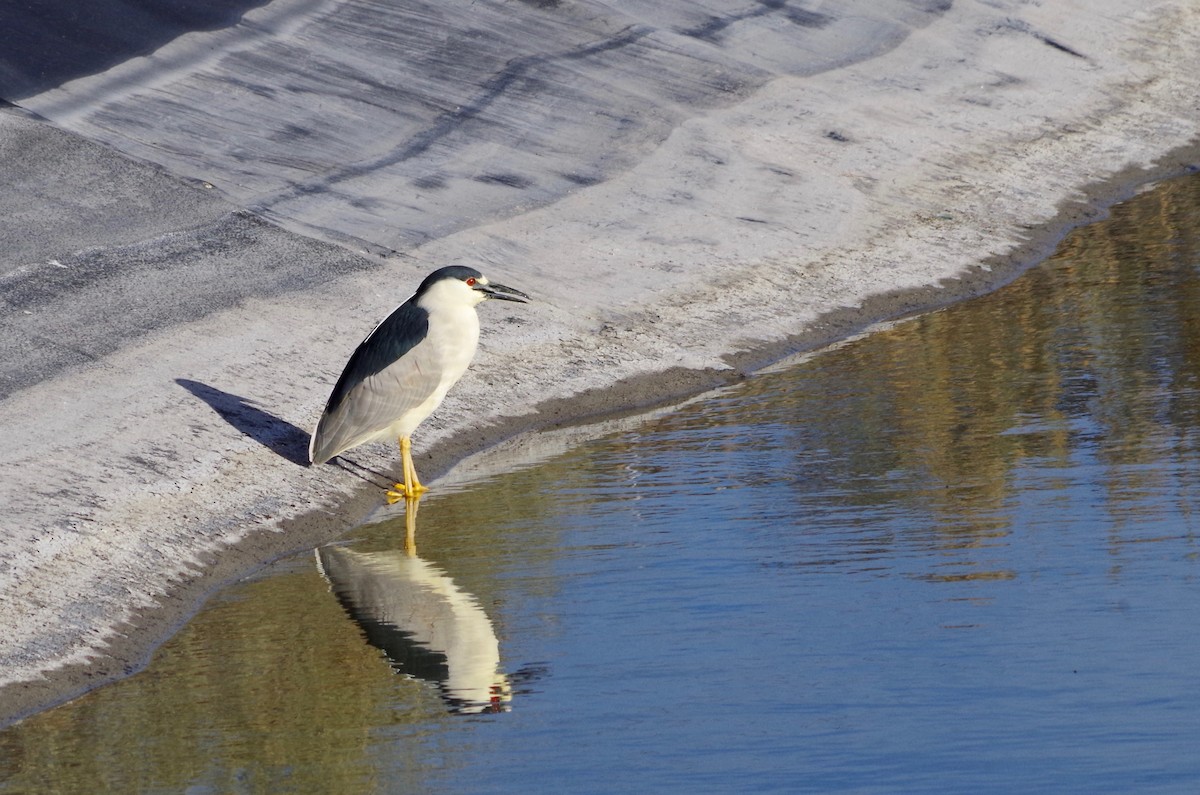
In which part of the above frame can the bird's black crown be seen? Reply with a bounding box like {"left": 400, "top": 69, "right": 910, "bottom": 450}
{"left": 416, "top": 265, "right": 484, "bottom": 295}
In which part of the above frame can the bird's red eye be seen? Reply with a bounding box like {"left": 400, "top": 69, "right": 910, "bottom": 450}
{"left": 466, "top": 277, "right": 477, "bottom": 286}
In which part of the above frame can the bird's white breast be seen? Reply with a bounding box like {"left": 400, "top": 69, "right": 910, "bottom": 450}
{"left": 425, "top": 300, "right": 481, "bottom": 393}
{"left": 382, "top": 281, "right": 481, "bottom": 439}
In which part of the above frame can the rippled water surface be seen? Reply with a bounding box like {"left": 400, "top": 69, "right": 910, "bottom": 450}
{"left": 5, "top": 174, "right": 1200, "bottom": 792}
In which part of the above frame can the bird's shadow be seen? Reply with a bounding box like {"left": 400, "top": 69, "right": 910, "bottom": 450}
{"left": 176, "top": 378, "right": 310, "bottom": 467}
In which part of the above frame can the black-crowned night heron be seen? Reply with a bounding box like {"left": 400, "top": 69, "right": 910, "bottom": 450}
{"left": 309, "top": 265, "right": 528, "bottom": 501}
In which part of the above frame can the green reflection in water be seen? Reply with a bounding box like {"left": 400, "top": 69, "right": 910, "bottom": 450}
{"left": 3, "top": 172, "right": 1200, "bottom": 791}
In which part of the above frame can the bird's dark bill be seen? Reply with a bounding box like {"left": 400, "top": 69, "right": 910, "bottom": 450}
{"left": 482, "top": 282, "right": 530, "bottom": 302}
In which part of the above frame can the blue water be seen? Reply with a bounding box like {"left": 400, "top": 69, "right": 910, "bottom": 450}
{"left": 3, "top": 175, "right": 1200, "bottom": 793}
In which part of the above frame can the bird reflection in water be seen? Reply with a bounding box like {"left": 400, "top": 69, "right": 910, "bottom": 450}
{"left": 316, "top": 495, "right": 512, "bottom": 714}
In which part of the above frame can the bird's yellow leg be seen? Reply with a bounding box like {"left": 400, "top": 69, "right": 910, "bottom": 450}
{"left": 387, "top": 436, "right": 429, "bottom": 503}
{"left": 403, "top": 437, "right": 429, "bottom": 495}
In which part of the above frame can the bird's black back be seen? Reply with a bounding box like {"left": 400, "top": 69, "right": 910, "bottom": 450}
{"left": 322, "top": 298, "right": 430, "bottom": 417}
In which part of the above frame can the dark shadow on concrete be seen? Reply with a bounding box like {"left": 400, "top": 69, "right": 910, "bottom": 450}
{"left": 0, "top": 0, "right": 273, "bottom": 100}
{"left": 176, "top": 378, "right": 309, "bottom": 466}
{"left": 333, "top": 457, "right": 398, "bottom": 491}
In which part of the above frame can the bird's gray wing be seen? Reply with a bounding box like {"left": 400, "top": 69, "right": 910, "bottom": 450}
{"left": 311, "top": 301, "right": 446, "bottom": 463}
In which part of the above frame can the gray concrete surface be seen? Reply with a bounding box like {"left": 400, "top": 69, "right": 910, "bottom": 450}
{"left": 1, "top": 0, "right": 1199, "bottom": 723}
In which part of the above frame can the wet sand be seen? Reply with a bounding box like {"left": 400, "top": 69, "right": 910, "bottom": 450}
{"left": 2, "top": 0, "right": 1200, "bottom": 724}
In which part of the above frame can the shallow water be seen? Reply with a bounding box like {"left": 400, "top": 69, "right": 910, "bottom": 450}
{"left": 5, "top": 173, "right": 1200, "bottom": 792}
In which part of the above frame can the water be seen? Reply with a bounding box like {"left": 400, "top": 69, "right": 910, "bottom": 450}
{"left": 4, "top": 173, "right": 1200, "bottom": 792}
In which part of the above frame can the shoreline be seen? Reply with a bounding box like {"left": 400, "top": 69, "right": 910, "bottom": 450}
{"left": 3, "top": 0, "right": 1200, "bottom": 727}
{"left": 3, "top": 149, "right": 1198, "bottom": 727}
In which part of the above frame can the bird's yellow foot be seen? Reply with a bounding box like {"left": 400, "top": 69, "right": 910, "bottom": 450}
{"left": 386, "top": 482, "right": 429, "bottom": 504}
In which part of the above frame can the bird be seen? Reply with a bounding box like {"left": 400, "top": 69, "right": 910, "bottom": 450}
{"left": 310, "top": 265, "right": 529, "bottom": 501}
